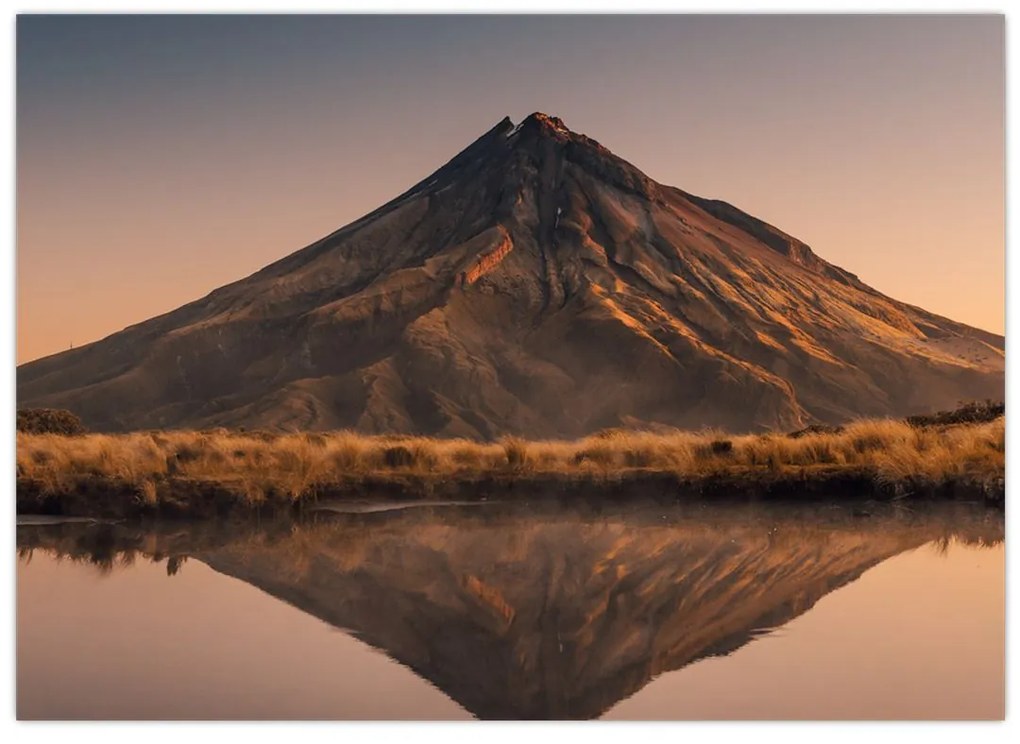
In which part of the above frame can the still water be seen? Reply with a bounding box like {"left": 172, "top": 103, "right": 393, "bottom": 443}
{"left": 17, "top": 500, "right": 1004, "bottom": 720}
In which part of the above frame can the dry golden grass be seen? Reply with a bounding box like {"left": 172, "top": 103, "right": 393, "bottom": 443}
{"left": 15, "top": 417, "right": 1004, "bottom": 506}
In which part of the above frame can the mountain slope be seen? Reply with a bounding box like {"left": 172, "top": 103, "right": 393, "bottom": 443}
{"left": 17, "top": 112, "right": 1004, "bottom": 435}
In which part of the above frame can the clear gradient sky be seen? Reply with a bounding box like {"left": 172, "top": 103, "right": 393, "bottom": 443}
{"left": 17, "top": 14, "right": 1004, "bottom": 364}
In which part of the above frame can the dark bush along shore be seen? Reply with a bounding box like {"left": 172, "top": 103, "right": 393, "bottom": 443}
{"left": 15, "top": 467, "right": 1005, "bottom": 521}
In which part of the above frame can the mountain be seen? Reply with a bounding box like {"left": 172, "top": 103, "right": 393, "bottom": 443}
{"left": 17, "top": 112, "right": 1004, "bottom": 436}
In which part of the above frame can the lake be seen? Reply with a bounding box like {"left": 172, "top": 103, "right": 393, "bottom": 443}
{"left": 16, "top": 499, "right": 1004, "bottom": 720}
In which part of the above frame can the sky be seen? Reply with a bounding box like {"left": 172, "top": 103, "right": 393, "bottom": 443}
{"left": 16, "top": 14, "right": 1004, "bottom": 363}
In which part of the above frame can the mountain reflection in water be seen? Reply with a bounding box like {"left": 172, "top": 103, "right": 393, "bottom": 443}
{"left": 17, "top": 500, "right": 1003, "bottom": 720}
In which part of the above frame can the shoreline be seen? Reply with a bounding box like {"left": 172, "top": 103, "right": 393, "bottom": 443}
{"left": 16, "top": 467, "right": 1005, "bottom": 519}
{"left": 16, "top": 412, "right": 1005, "bottom": 519}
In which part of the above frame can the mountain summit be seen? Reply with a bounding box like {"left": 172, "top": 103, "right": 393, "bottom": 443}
{"left": 18, "top": 113, "right": 1004, "bottom": 435}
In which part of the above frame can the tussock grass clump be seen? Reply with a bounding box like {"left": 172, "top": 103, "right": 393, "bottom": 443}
{"left": 573, "top": 441, "right": 616, "bottom": 469}
{"left": 409, "top": 442, "right": 440, "bottom": 472}
{"left": 450, "top": 444, "right": 485, "bottom": 468}
{"left": 622, "top": 444, "right": 657, "bottom": 468}
{"left": 16, "top": 410, "right": 1005, "bottom": 510}
{"left": 330, "top": 433, "right": 366, "bottom": 473}
{"left": 502, "top": 437, "right": 531, "bottom": 471}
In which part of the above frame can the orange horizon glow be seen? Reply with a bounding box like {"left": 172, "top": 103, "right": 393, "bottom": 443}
{"left": 16, "top": 15, "right": 1004, "bottom": 364}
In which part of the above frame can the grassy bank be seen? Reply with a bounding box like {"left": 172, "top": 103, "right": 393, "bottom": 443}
{"left": 15, "top": 414, "right": 1005, "bottom": 517}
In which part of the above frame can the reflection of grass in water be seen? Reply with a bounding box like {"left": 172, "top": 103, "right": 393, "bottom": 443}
{"left": 929, "top": 533, "right": 1003, "bottom": 557}
{"left": 17, "top": 543, "right": 164, "bottom": 576}
{"left": 15, "top": 520, "right": 216, "bottom": 576}
{"left": 15, "top": 415, "right": 1005, "bottom": 508}
{"left": 15, "top": 502, "right": 1004, "bottom": 578}
{"left": 16, "top": 541, "right": 192, "bottom": 577}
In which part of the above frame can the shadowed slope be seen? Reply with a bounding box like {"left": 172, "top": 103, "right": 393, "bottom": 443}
{"left": 18, "top": 113, "right": 1004, "bottom": 435}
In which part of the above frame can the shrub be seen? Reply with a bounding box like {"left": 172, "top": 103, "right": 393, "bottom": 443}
{"left": 710, "top": 439, "right": 733, "bottom": 455}
{"left": 382, "top": 446, "right": 414, "bottom": 468}
{"left": 16, "top": 408, "right": 86, "bottom": 436}
{"left": 907, "top": 400, "right": 1004, "bottom": 428}
{"left": 787, "top": 424, "right": 844, "bottom": 439}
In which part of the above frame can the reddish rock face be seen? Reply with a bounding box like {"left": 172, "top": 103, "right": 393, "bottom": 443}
{"left": 16, "top": 113, "right": 1004, "bottom": 436}
{"left": 458, "top": 228, "right": 514, "bottom": 286}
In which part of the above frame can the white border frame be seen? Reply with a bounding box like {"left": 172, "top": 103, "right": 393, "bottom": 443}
{"left": 1, "top": 3, "right": 1013, "bottom": 742}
